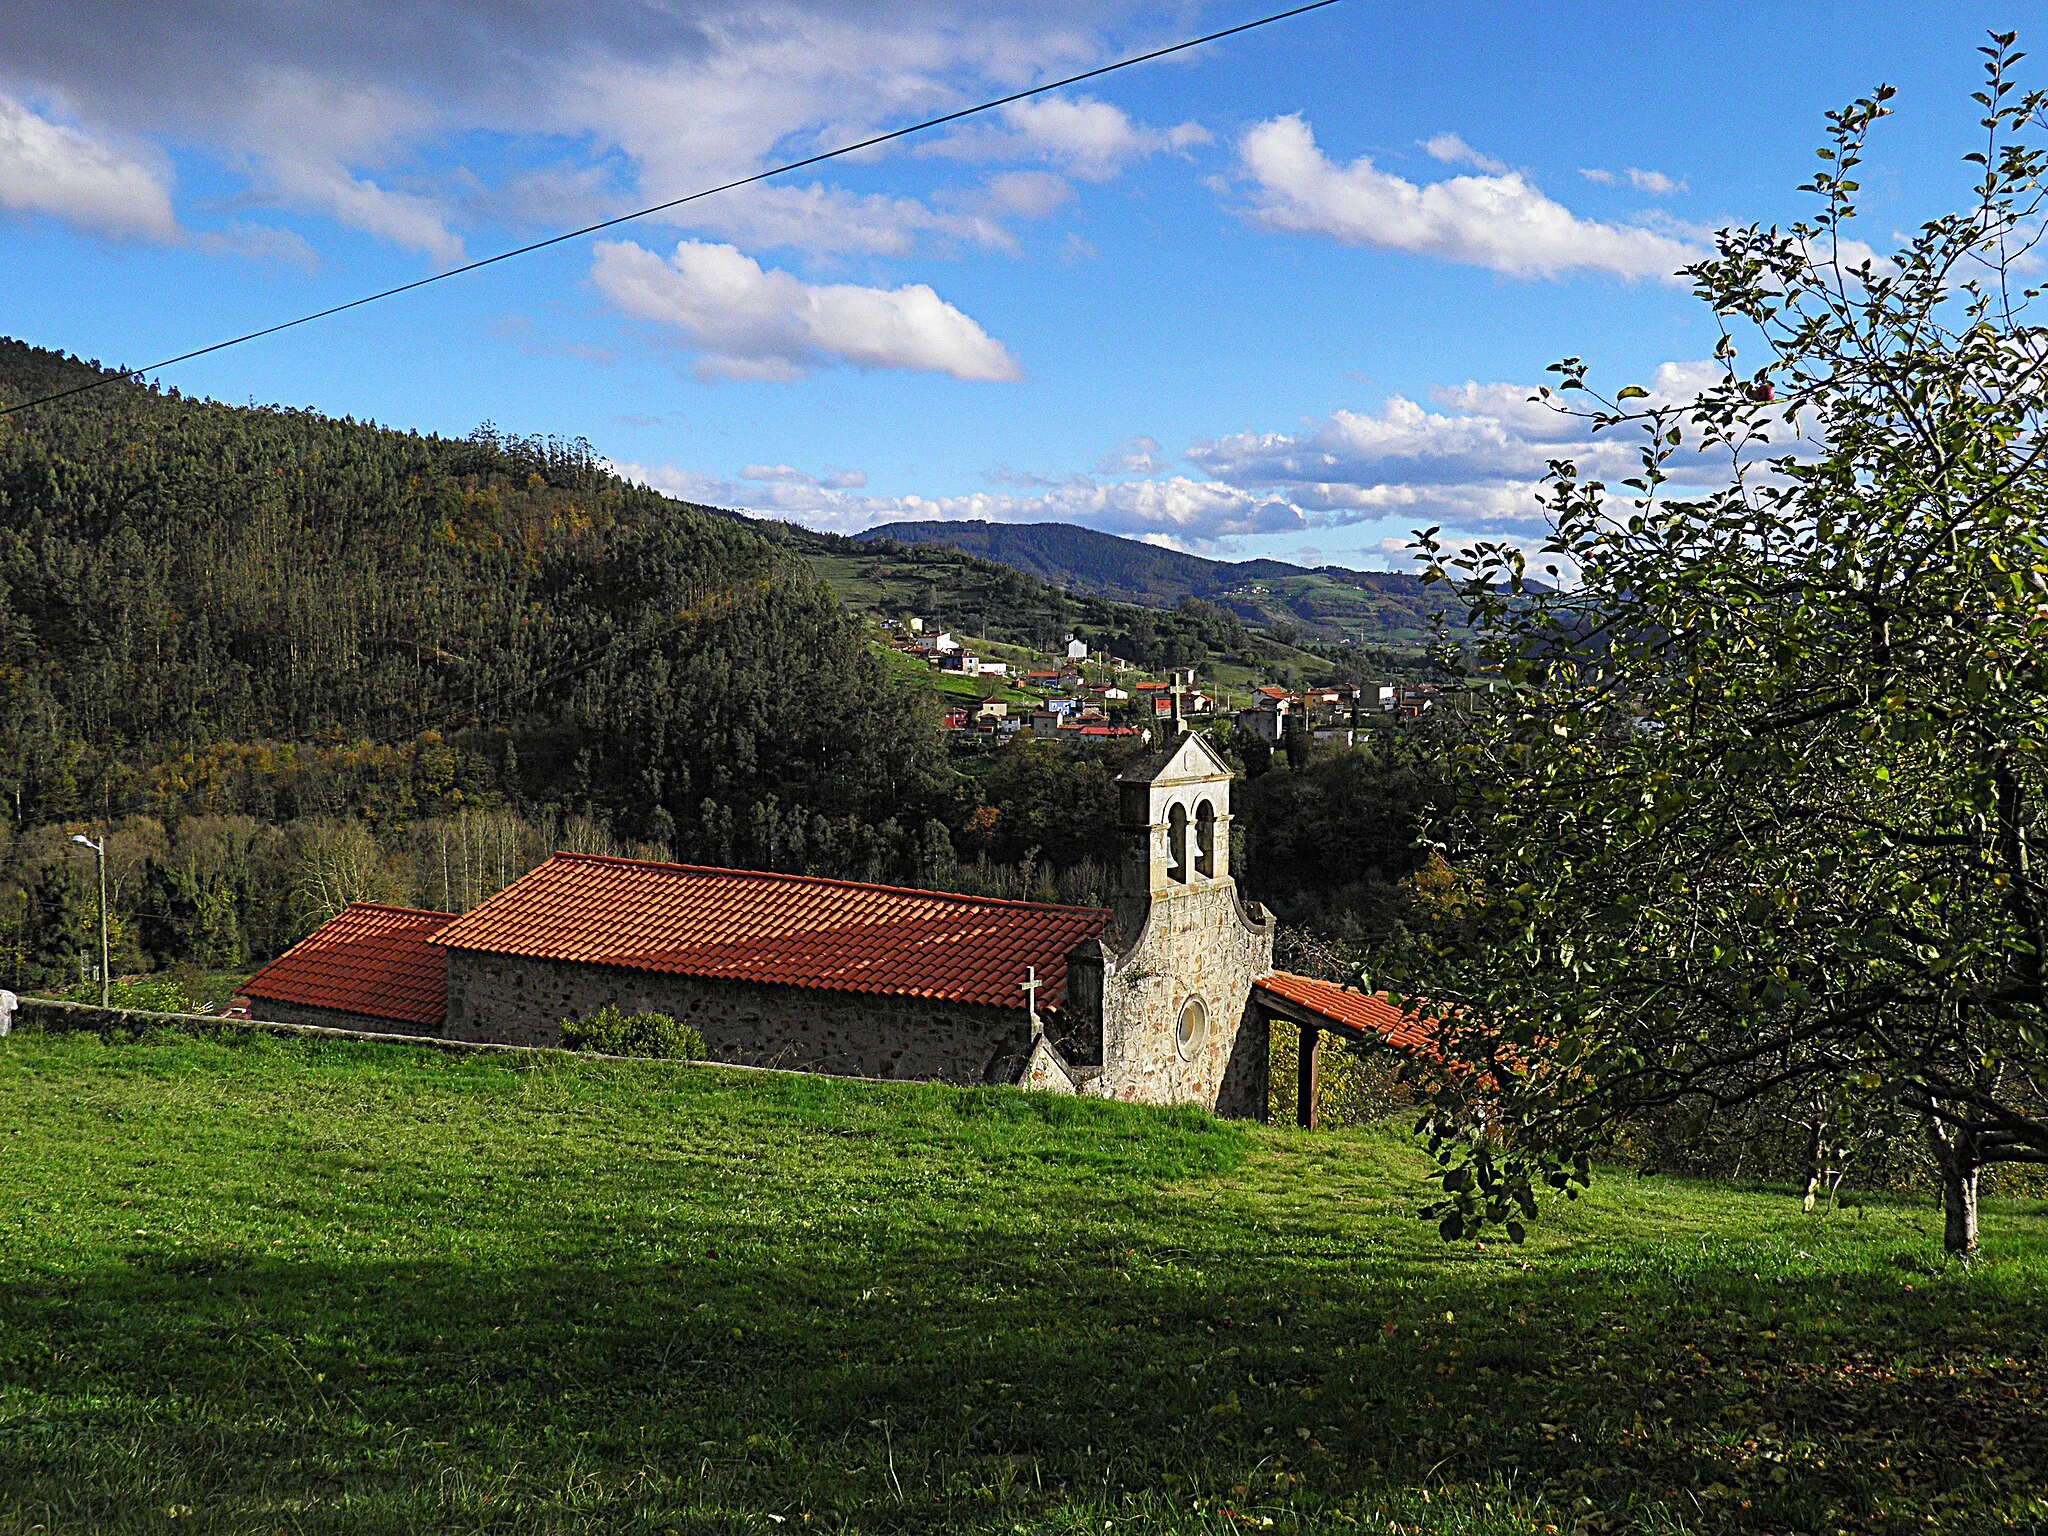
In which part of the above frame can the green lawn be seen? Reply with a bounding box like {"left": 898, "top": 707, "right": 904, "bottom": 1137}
{"left": 4, "top": 1029, "right": 2045, "bottom": 1535}
{"left": 876, "top": 644, "right": 1039, "bottom": 706}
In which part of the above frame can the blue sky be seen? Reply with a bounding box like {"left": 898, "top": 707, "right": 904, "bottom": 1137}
{"left": 0, "top": 1, "right": 2023, "bottom": 566}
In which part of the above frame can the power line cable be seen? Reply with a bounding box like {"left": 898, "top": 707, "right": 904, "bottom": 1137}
{"left": 1, "top": 0, "right": 1339, "bottom": 419}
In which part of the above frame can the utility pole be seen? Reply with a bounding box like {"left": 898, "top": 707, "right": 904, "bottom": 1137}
{"left": 71, "top": 834, "right": 108, "bottom": 1008}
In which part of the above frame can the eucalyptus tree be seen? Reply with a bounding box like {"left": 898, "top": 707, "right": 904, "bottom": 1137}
{"left": 1389, "top": 38, "right": 2048, "bottom": 1254}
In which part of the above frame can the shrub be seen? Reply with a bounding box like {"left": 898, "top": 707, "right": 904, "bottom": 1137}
{"left": 62, "top": 976, "right": 196, "bottom": 1015}
{"left": 559, "top": 1004, "right": 705, "bottom": 1060}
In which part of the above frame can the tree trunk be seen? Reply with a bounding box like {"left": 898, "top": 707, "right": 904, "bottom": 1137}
{"left": 1801, "top": 1115, "right": 1825, "bottom": 1213}
{"left": 1940, "top": 1160, "right": 1979, "bottom": 1255}
{"left": 1923, "top": 1117, "right": 1981, "bottom": 1257}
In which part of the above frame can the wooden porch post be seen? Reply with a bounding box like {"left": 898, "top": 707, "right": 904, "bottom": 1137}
{"left": 1296, "top": 1022, "right": 1320, "bottom": 1130}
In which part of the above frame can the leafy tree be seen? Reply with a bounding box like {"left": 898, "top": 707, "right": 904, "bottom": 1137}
{"left": 1390, "top": 39, "right": 2048, "bottom": 1254}
{"left": 22, "top": 859, "right": 92, "bottom": 990}
{"left": 139, "top": 860, "right": 245, "bottom": 971}
{"left": 289, "top": 820, "right": 405, "bottom": 926}
{"left": 1281, "top": 713, "right": 1310, "bottom": 772}
{"left": 951, "top": 739, "right": 1129, "bottom": 869}
{"left": 1241, "top": 743, "right": 1440, "bottom": 941}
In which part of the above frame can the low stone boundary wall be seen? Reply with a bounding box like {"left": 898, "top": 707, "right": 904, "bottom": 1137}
{"left": 5, "top": 995, "right": 886, "bottom": 1082}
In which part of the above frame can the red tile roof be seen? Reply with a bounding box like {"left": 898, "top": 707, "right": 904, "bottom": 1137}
{"left": 1253, "top": 971, "right": 1437, "bottom": 1052}
{"left": 432, "top": 853, "right": 1113, "bottom": 1011}
{"left": 243, "top": 903, "right": 456, "bottom": 1028}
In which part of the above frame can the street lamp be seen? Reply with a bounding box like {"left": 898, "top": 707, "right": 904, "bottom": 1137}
{"left": 70, "top": 834, "right": 108, "bottom": 1009}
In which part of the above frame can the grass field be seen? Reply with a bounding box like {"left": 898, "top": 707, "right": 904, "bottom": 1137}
{"left": 4, "top": 1029, "right": 2046, "bottom": 1535}
{"left": 876, "top": 645, "right": 1040, "bottom": 707}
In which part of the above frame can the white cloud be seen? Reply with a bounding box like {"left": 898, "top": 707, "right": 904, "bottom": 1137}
{"left": 614, "top": 459, "right": 1304, "bottom": 547}
{"left": 1625, "top": 167, "right": 1685, "bottom": 196}
{"left": 1421, "top": 133, "right": 1507, "bottom": 175}
{"left": 617, "top": 359, "right": 1740, "bottom": 549}
{"left": 1187, "top": 362, "right": 1730, "bottom": 531}
{"left": 674, "top": 170, "right": 1071, "bottom": 259}
{"left": 0, "top": 4, "right": 1150, "bottom": 264}
{"left": 590, "top": 238, "right": 1021, "bottom": 382}
{"left": 213, "top": 71, "right": 467, "bottom": 263}
{"left": 679, "top": 180, "right": 1015, "bottom": 257}
{"left": 1646, "top": 359, "right": 1726, "bottom": 399}
{"left": 0, "top": 91, "right": 174, "bottom": 240}
{"left": 964, "top": 170, "right": 1073, "bottom": 220}
{"left": 550, "top": 15, "right": 1128, "bottom": 254}
{"left": 944, "top": 94, "right": 1210, "bottom": 182}
{"left": 742, "top": 462, "right": 866, "bottom": 489}
{"left": 1095, "top": 435, "right": 1164, "bottom": 474}
{"left": 263, "top": 153, "right": 465, "bottom": 264}
{"left": 1236, "top": 114, "right": 1698, "bottom": 282}
{"left": 192, "top": 220, "right": 319, "bottom": 267}
{"left": 1580, "top": 166, "right": 1688, "bottom": 196}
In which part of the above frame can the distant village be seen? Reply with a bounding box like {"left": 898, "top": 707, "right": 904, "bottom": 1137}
{"left": 878, "top": 615, "right": 1447, "bottom": 749}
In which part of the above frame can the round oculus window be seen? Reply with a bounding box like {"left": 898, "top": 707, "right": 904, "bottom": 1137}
{"left": 1175, "top": 996, "right": 1209, "bottom": 1059}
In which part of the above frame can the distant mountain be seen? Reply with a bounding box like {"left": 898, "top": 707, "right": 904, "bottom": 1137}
{"left": 854, "top": 520, "right": 1442, "bottom": 643}
{"left": 855, "top": 520, "right": 1305, "bottom": 603}
{"left": 732, "top": 512, "right": 1344, "bottom": 679}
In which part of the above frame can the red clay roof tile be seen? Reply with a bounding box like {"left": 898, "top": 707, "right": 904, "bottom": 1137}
{"left": 431, "top": 853, "right": 1112, "bottom": 1011}
{"left": 243, "top": 903, "right": 456, "bottom": 1027}
{"left": 1253, "top": 971, "right": 1437, "bottom": 1053}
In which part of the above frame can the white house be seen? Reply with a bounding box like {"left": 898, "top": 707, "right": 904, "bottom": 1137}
{"left": 1235, "top": 703, "right": 1290, "bottom": 743}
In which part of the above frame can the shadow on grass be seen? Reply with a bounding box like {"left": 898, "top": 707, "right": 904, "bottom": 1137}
{"left": 5, "top": 1032, "right": 2045, "bottom": 1533}
{"left": 5, "top": 1213, "right": 2046, "bottom": 1535}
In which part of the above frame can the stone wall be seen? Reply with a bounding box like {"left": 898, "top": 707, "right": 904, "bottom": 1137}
{"left": 246, "top": 997, "right": 437, "bottom": 1036}
{"left": 442, "top": 949, "right": 1035, "bottom": 1085}
{"left": 1097, "top": 878, "right": 1273, "bottom": 1116}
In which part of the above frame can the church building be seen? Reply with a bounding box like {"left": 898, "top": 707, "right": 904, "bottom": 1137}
{"left": 242, "top": 733, "right": 1408, "bottom": 1119}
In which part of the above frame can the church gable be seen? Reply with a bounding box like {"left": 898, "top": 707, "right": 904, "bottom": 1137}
{"left": 1151, "top": 730, "right": 1234, "bottom": 788}
{"left": 1116, "top": 728, "right": 1238, "bottom": 899}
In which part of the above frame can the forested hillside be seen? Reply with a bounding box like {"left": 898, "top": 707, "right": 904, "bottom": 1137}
{"left": 0, "top": 339, "right": 1436, "bottom": 994}
{"left": 856, "top": 518, "right": 1445, "bottom": 643}
{"left": 0, "top": 339, "right": 943, "bottom": 827}
{"left": 0, "top": 340, "right": 954, "bottom": 984}
{"left": 753, "top": 519, "right": 1336, "bottom": 680}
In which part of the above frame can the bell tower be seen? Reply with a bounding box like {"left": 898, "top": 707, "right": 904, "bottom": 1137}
{"left": 1118, "top": 731, "right": 1236, "bottom": 916}
{"left": 1090, "top": 729, "right": 1272, "bottom": 1116}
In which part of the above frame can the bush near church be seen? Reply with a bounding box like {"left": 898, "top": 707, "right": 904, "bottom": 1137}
{"left": 559, "top": 1005, "right": 705, "bottom": 1060}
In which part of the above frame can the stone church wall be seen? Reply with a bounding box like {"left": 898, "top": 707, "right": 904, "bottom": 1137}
{"left": 1098, "top": 879, "right": 1273, "bottom": 1116}
{"left": 246, "top": 997, "right": 439, "bottom": 1037}
{"left": 442, "top": 949, "right": 1032, "bottom": 1084}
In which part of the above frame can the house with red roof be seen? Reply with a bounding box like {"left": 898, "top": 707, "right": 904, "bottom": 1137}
{"left": 243, "top": 732, "right": 1434, "bottom": 1119}
{"left": 241, "top": 902, "right": 456, "bottom": 1035}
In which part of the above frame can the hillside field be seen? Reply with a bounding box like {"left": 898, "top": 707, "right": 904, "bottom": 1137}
{"left": 3, "top": 1029, "right": 2046, "bottom": 1535}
